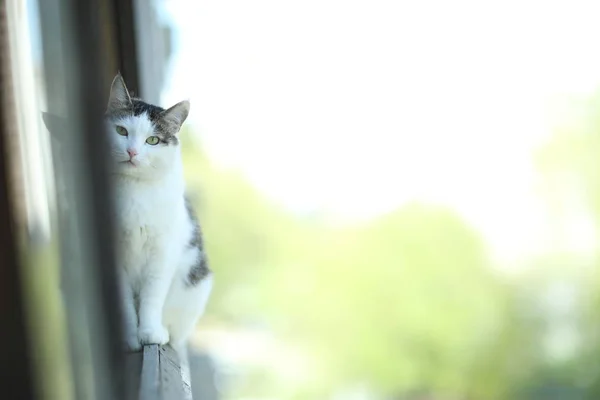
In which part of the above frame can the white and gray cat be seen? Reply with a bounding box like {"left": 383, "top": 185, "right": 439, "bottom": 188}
{"left": 43, "top": 74, "right": 213, "bottom": 355}
{"left": 105, "top": 74, "right": 213, "bottom": 353}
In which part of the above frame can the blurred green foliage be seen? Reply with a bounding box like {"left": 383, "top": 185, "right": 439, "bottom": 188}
{"left": 535, "top": 93, "right": 600, "bottom": 399}
{"left": 179, "top": 94, "right": 600, "bottom": 400}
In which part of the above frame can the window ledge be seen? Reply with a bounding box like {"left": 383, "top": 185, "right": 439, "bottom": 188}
{"left": 126, "top": 344, "right": 192, "bottom": 400}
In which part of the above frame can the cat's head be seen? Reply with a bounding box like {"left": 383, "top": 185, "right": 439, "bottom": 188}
{"left": 104, "top": 73, "right": 189, "bottom": 179}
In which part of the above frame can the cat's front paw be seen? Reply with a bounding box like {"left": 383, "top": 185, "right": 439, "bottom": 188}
{"left": 138, "top": 325, "right": 170, "bottom": 346}
{"left": 124, "top": 333, "right": 142, "bottom": 352}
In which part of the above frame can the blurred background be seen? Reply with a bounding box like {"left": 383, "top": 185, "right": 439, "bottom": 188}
{"left": 7, "top": 0, "right": 600, "bottom": 399}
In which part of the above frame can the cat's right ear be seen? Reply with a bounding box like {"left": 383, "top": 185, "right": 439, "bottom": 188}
{"left": 107, "top": 73, "right": 132, "bottom": 111}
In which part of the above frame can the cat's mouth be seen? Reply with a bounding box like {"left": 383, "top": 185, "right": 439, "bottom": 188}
{"left": 121, "top": 160, "right": 137, "bottom": 167}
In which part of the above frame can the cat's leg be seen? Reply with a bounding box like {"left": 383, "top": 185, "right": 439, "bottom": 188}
{"left": 119, "top": 271, "right": 140, "bottom": 351}
{"left": 163, "top": 273, "right": 213, "bottom": 355}
{"left": 138, "top": 256, "right": 175, "bottom": 345}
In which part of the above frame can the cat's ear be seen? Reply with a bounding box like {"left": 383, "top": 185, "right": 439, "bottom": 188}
{"left": 160, "top": 100, "right": 190, "bottom": 132}
{"left": 107, "top": 73, "right": 132, "bottom": 111}
{"left": 41, "top": 112, "right": 67, "bottom": 138}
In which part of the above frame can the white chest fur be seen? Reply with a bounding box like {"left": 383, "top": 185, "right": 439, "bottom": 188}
{"left": 113, "top": 175, "right": 186, "bottom": 286}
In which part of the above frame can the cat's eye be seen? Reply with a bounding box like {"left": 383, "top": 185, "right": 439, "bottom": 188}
{"left": 146, "top": 136, "right": 160, "bottom": 145}
{"left": 116, "top": 126, "right": 128, "bottom": 136}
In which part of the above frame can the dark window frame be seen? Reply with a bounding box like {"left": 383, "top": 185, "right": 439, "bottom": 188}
{"left": 1, "top": 0, "right": 142, "bottom": 398}
{"left": 0, "top": 3, "right": 38, "bottom": 398}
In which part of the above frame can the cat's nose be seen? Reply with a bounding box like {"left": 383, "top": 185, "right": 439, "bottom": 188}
{"left": 127, "top": 148, "right": 138, "bottom": 158}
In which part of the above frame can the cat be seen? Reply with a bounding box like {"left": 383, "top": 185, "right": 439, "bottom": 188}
{"left": 41, "top": 74, "right": 213, "bottom": 356}
{"left": 104, "top": 73, "right": 213, "bottom": 354}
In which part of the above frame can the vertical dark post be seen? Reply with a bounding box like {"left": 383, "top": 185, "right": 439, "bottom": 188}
{"left": 111, "top": 0, "right": 141, "bottom": 94}
{"left": 37, "top": 0, "right": 131, "bottom": 397}
{"left": 66, "top": 0, "right": 126, "bottom": 398}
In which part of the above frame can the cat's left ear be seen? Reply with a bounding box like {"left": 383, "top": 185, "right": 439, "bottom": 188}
{"left": 41, "top": 112, "right": 67, "bottom": 139}
{"left": 160, "top": 100, "right": 190, "bottom": 133}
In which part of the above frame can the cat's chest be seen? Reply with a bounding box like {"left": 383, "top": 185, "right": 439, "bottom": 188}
{"left": 114, "top": 186, "right": 173, "bottom": 269}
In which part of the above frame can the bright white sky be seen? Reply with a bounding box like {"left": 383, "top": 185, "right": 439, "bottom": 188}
{"left": 161, "top": 0, "right": 600, "bottom": 262}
